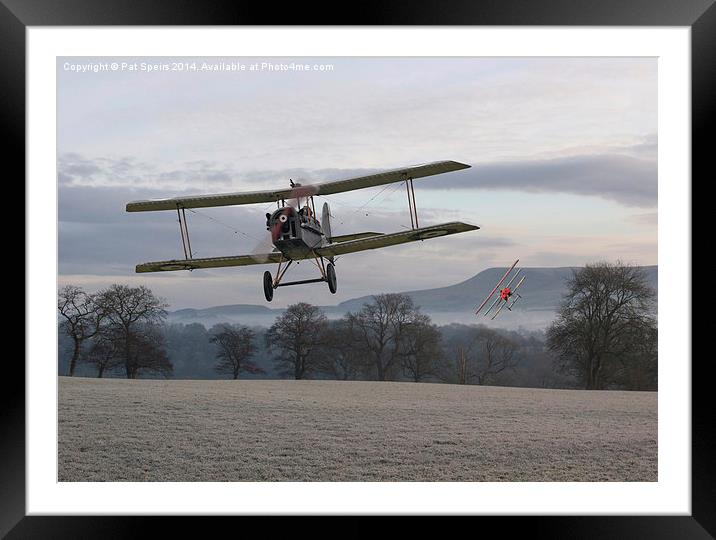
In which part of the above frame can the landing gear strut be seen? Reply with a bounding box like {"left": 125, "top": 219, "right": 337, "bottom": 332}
{"left": 262, "top": 253, "right": 337, "bottom": 302}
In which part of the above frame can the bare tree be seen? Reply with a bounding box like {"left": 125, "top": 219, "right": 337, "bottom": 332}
{"left": 546, "top": 261, "right": 656, "bottom": 390}
{"left": 83, "top": 325, "right": 124, "bottom": 377}
{"left": 58, "top": 285, "right": 103, "bottom": 376}
{"left": 400, "top": 315, "right": 442, "bottom": 382}
{"left": 210, "top": 324, "right": 263, "bottom": 379}
{"left": 472, "top": 328, "right": 519, "bottom": 385}
{"left": 94, "top": 284, "right": 169, "bottom": 379}
{"left": 345, "top": 293, "right": 423, "bottom": 381}
{"left": 438, "top": 346, "right": 472, "bottom": 385}
{"left": 439, "top": 326, "right": 519, "bottom": 385}
{"left": 265, "top": 303, "right": 328, "bottom": 379}
{"left": 125, "top": 324, "right": 173, "bottom": 379}
{"left": 612, "top": 319, "right": 658, "bottom": 390}
{"left": 316, "top": 320, "right": 366, "bottom": 380}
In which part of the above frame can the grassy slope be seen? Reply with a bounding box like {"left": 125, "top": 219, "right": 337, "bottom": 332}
{"left": 58, "top": 377, "right": 657, "bottom": 482}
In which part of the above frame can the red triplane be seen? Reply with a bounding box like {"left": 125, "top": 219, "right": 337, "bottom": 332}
{"left": 475, "top": 259, "right": 526, "bottom": 320}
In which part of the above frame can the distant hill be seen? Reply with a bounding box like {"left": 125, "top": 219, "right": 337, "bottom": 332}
{"left": 167, "top": 265, "right": 658, "bottom": 330}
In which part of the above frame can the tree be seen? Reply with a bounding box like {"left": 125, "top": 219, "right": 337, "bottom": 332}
{"left": 83, "top": 325, "right": 124, "bottom": 378}
{"left": 57, "top": 285, "right": 103, "bottom": 376}
{"left": 440, "top": 326, "right": 519, "bottom": 385}
{"left": 165, "top": 323, "right": 215, "bottom": 378}
{"left": 125, "top": 324, "right": 173, "bottom": 378}
{"left": 400, "top": 315, "right": 442, "bottom": 382}
{"left": 265, "top": 303, "right": 328, "bottom": 379}
{"left": 345, "top": 293, "right": 424, "bottom": 381}
{"left": 210, "top": 324, "right": 263, "bottom": 379}
{"left": 471, "top": 328, "right": 519, "bottom": 385}
{"left": 94, "top": 284, "right": 170, "bottom": 379}
{"left": 546, "top": 261, "right": 656, "bottom": 390}
{"left": 612, "top": 320, "right": 658, "bottom": 390}
{"left": 316, "top": 320, "right": 366, "bottom": 381}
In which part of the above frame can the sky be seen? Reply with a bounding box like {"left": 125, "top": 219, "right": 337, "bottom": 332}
{"left": 57, "top": 57, "right": 657, "bottom": 309}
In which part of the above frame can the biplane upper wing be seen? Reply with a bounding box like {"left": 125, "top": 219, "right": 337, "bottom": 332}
{"left": 125, "top": 161, "right": 470, "bottom": 212}
{"left": 316, "top": 222, "right": 478, "bottom": 258}
{"left": 135, "top": 252, "right": 284, "bottom": 273}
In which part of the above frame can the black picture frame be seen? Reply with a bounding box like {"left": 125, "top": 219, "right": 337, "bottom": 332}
{"left": 8, "top": 1, "right": 711, "bottom": 537}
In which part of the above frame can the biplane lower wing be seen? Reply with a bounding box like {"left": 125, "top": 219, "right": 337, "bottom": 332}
{"left": 135, "top": 223, "right": 477, "bottom": 273}
{"left": 329, "top": 232, "right": 383, "bottom": 243}
{"left": 136, "top": 252, "right": 284, "bottom": 273}
{"left": 491, "top": 299, "right": 508, "bottom": 320}
{"left": 316, "top": 222, "right": 478, "bottom": 258}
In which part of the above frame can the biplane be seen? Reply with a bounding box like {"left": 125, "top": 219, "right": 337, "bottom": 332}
{"left": 475, "top": 259, "right": 526, "bottom": 320}
{"left": 126, "top": 161, "right": 479, "bottom": 302}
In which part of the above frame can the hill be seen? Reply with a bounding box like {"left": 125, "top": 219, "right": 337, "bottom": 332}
{"left": 167, "top": 265, "right": 657, "bottom": 330}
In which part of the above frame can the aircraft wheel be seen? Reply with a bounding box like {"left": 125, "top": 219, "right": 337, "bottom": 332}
{"left": 326, "top": 263, "right": 337, "bottom": 294}
{"left": 263, "top": 271, "right": 274, "bottom": 302}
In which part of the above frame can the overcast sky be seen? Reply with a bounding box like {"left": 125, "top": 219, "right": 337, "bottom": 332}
{"left": 57, "top": 57, "right": 657, "bottom": 309}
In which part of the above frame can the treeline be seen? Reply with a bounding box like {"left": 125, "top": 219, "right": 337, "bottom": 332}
{"left": 58, "top": 261, "right": 657, "bottom": 390}
{"left": 58, "top": 296, "right": 566, "bottom": 387}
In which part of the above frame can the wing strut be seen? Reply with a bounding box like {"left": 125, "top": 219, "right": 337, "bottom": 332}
{"left": 405, "top": 175, "right": 419, "bottom": 229}
{"left": 177, "top": 205, "right": 193, "bottom": 260}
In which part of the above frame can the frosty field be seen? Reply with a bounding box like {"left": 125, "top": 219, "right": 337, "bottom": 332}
{"left": 58, "top": 377, "right": 657, "bottom": 482}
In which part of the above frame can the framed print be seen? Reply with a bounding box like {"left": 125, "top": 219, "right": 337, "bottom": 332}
{"left": 8, "top": 0, "right": 711, "bottom": 537}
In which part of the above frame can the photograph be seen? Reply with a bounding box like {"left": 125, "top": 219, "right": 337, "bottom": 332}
{"left": 0, "top": 0, "right": 707, "bottom": 529}
{"left": 56, "top": 55, "right": 659, "bottom": 483}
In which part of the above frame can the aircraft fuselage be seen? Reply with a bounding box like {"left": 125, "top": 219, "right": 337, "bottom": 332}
{"left": 266, "top": 206, "right": 325, "bottom": 260}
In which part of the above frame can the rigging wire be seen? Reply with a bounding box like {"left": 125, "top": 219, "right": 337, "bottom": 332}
{"left": 184, "top": 178, "right": 408, "bottom": 256}
{"left": 325, "top": 181, "right": 405, "bottom": 225}
{"left": 185, "top": 207, "right": 265, "bottom": 244}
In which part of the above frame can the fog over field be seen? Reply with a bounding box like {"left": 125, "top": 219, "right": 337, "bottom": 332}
{"left": 59, "top": 377, "right": 657, "bottom": 482}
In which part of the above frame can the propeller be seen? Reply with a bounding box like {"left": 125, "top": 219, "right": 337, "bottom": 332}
{"left": 249, "top": 235, "right": 278, "bottom": 264}
{"left": 249, "top": 179, "right": 320, "bottom": 264}
{"left": 249, "top": 207, "right": 289, "bottom": 263}
{"left": 286, "top": 179, "right": 318, "bottom": 209}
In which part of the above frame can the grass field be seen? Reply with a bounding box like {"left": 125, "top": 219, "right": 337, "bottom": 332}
{"left": 58, "top": 376, "right": 657, "bottom": 482}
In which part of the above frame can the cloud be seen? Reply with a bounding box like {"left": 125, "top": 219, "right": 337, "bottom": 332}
{"left": 419, "top": 153, "right": 656, "bottom": 208}
{"left": 59, "top": 144, "right": 657, "bottom": 209}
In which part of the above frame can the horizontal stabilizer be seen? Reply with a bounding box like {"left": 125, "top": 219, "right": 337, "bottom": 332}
{"left": 507, "top": 296, "right": 521, "bottom": 310}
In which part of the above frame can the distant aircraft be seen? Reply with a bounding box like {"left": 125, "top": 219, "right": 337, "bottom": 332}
{"left": 475, "top": 259, "right": 526, "bottom": 319}
{"left": 126, "top": 161, "right": 479, "bottom": 302}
